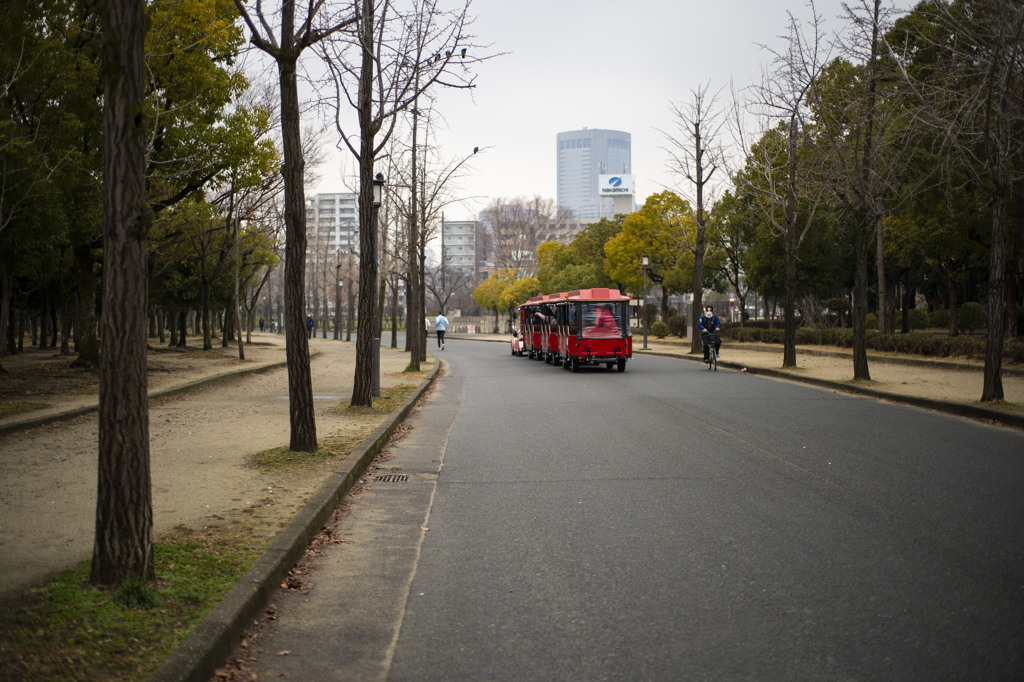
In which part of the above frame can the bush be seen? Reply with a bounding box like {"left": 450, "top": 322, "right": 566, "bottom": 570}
{"left": 866, "top": 312, "right": 878, "bottom": 329}
{"left": 959, "top": 301, "right": 987, "bottom": 333}
{"left": 908, "top": 308, "right": 930, "bottom": 330}
{"left": 667, "top": 315, "right": 687, "bottom": 338}
{"left": 795, "top": 327, "right": 816, "bottom": 345}
{"left": 651, "top": 321, "right": 668, "bottom": 338}
{"left": 930, "top": 308, "right": 950, "bottom": 329}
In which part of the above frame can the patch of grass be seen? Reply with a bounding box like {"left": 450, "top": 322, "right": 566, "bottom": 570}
{"left": 247, "top": 438, "right": 356, "bottom": 470}
{"left": 339, "top": 384, "right": 416, "bottom": 417}
{"left": 973, "top": 399, "right": 1024, "bottom": 414}
{"left": 0, "top": 525, "right": 264, "bottom": 682}
{"left": 115, "top": 577, "right": 161, "bottom": 609}
{"left": 0, "top": 401, "right": 49, "bottom": 418}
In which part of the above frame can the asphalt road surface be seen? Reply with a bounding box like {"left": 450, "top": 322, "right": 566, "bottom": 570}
{"left": 252, "top": 338, "right": 1024, "bottom": 681}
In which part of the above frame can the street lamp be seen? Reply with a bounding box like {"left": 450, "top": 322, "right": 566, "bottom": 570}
{"left": 641, "top": 255, "right": 649, "bottom": 350}
{"left": 372, "top": 173, "right": 385, "bottom": 398}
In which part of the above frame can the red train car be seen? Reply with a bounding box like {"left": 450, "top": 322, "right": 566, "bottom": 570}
{"left": 539, "top": 293, "right": 562, "bottom": 364}
{"left": 519, "top": 295, "right": 545, "bottom": 358}
{"left": 557, "top": 288, "right": 632, "bottom": 372}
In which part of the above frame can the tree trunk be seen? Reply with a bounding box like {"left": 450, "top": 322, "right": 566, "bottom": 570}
{"left": 169, "top": 308, "right": 178, "bottom": 347}
{"left": 40, "top": 298, "right": 50, "bottom": 350}
{"left": 391, "top": 276, "right": 398, "bottom": 348}
{"left": 852, "top": 223, "right": 871, "bottom": 380}
{"left": 982, "top": 171, "right": 1007, "bottom": 402}
{"left": 0, "top": 275, "right": 11, "bottom": 359}
{"left": 71, "top": 244, "right": 100, "bottom": 368}
{"left": 177, "top": 309, "right": 187, "bottom": 347}
{"left": 278, "top": 36, "right": 317, "bottom": 450}
{"left": 91, "top": 0, "right": 154, "bottom": 586}
{"left": 346, "top": 279, "right": 355, "bottom": 342}
{"left": 1007, "top": 157, "right": 1022, "bottom": 338}
{"left": 351, "top": 0, "right": 380, "bottom": 406}
{"left": 60, "top": 291, "right": 72, "bottom": 356}
{"left": 945, "top": 263, "right": 959, "bottom": 337}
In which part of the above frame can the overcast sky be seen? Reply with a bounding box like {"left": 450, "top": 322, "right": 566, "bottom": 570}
{"left": 311, "top": 0, "right": 914, "bottom": 222}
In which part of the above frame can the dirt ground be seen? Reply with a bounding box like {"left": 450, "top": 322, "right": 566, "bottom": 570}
{"left": 0, "top": 333, "right": 432, "bottom": 601}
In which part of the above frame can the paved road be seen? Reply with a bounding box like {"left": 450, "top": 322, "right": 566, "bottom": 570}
{"left": 251, "top": 337, "right": 1024, "bottom": 680}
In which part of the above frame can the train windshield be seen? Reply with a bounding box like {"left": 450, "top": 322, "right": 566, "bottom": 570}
{"left": 581, "top": 302, "right": 625, "bottom": 339}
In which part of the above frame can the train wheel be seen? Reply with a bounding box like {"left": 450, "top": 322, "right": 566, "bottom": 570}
{"left": 617, "top": 358, "right": 626, "bottom": 372}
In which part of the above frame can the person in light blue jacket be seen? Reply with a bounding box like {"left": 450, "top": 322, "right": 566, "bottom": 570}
{"left": 435, "top": 311, "right": 449, "bottom": 350}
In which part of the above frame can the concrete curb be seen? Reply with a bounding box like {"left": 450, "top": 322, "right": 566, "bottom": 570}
{"left": 637, "top": 349, "right": 1024, "bottom": 431}
{"left": 148, "top": 360, "right": 441, "bottom": 682}
{"left": 0, "top": 362, "right": 287, "bottom": 439}
{"left": 715, "top": 343, "right": 1024, "bottom": 378}
{"left": 0, "top": 353, "right": 323, "bottom": 439}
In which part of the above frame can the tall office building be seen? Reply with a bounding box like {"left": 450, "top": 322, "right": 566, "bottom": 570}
{"left": 556, "top": 128, "right": 631, "bottom": 221}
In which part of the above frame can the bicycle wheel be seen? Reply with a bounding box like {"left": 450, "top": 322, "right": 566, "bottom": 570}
{"left": 711, "top": 348, "right": 717, "bottom": 371}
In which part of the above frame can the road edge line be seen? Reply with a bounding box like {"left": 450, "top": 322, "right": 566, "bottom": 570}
{"left": 641, "top": 350, "right": 1024, "bottom": 430}
{"left": 148, "top": 360, "right": 440, "bottom": 682}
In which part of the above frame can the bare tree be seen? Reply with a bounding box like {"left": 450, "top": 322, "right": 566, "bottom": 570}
{"left": 232, "top": 0, "right": 356, "bottom": 450}
{"left": 883, "top": 0, "right": 1024, "bottom": 401}
{"left": 479, "top": 196, "right": 569, "bottom": 276}
{"left": 735, "top": 5, "right": 831, "bottom": 368}
{"left": 662, "top": 82, "right": 728, "bottom": 354}
{"left": 91, "top": 0, "right": 154, "bottom": 586}
{"left": 318, "top": 0, "right": 483, "bottom": 404}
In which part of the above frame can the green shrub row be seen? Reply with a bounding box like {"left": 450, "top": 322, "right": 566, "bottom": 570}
{"left": 721, "top": 326, "right": 1024, "bottom": 362}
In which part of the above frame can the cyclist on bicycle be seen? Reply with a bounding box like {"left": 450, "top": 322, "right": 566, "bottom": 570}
{"left": 698, "top": 305, "right": 721, "bottom": 361}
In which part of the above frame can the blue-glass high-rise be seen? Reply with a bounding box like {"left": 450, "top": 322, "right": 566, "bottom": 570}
{"left": 556, "top": 128, "right": 631, "bottom": 221}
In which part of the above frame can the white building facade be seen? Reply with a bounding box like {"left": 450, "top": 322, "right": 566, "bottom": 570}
{"left": 305, "top": 192, "right": 359, "bottom": 252}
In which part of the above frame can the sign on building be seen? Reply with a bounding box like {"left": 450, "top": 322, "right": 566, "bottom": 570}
{"left": 598, "top": 174, "right": 635, "bottom": 196}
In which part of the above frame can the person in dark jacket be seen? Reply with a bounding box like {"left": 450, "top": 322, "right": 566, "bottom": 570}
{"left": 306, "top": 314, "right": 315, "bottom": 339}
{"left": 698, "top": 305, "right": 721, "bottom": 361}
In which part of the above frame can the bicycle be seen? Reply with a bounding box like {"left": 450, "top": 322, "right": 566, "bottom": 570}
{"left": 701, "top": 332, "right": 719, "bottom": 371}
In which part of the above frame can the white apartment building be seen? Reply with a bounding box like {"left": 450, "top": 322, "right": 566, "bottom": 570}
{"left": 442, "top": 220, "right": 484, "bottom": 281}
{"left": 305, "top": 192, "right": 359, "bottom": 252}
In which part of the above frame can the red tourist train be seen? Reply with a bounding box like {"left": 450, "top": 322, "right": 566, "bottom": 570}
{"left": 512, "top": 288, "right": 633, "bottom": 372}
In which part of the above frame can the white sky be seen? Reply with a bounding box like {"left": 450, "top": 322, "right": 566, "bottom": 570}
{"left": 311, "top": 0, "right": 914, "bottom": 222}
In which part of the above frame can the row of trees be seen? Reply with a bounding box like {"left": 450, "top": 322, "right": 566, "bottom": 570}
{"left": 474, "top": 0, "right": 1024, "bottom": 408}
{"left": 2, "top": 0, "right": 490, "bottom": 586}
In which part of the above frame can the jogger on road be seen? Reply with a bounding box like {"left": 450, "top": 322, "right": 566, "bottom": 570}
{"left": 435, "top": 311, "right": 449, "bottom": 350}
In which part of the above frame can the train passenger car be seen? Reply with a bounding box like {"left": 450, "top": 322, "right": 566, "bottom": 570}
{"left": 522, "top": 296, "right": 545, "bottom": 358}
{"left": 538, "top": 293, "right": 563, "bottom": 364}
{"left": 556, "top": 288, "right": 632, "bottom": 372}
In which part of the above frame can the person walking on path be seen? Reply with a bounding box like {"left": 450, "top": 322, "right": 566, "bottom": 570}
{"left": 435, "top": 311, "right": 449, "bottom": 350}
{"left": 306, "top": 314, "right": 315, "bottom": 339}
{"left": 699, "top": 305, "right": 721, "bottom": 361}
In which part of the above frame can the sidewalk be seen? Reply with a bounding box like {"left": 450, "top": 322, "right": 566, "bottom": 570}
{"left": 0, "top": 334, "right": 431, "bottom": 601}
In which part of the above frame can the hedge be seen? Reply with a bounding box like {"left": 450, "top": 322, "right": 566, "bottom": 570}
{"left": 720, "top": 325, "right": 1024, "bottom": 362}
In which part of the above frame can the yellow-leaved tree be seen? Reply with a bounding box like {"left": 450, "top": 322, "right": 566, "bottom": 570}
{"left": 473, "top": 268, "right": 518, "bottom": 332}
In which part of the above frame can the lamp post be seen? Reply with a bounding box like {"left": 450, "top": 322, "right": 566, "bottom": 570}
{"left": 641, "top": 255, "right": 649, "bottom": 350}
{"left": 372, "top": 173, "right": 384, "bottom": 398}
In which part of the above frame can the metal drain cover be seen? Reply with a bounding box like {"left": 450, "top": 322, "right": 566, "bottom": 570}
{"left": 374, "top": 474, "right": 409, "bottom": 483}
